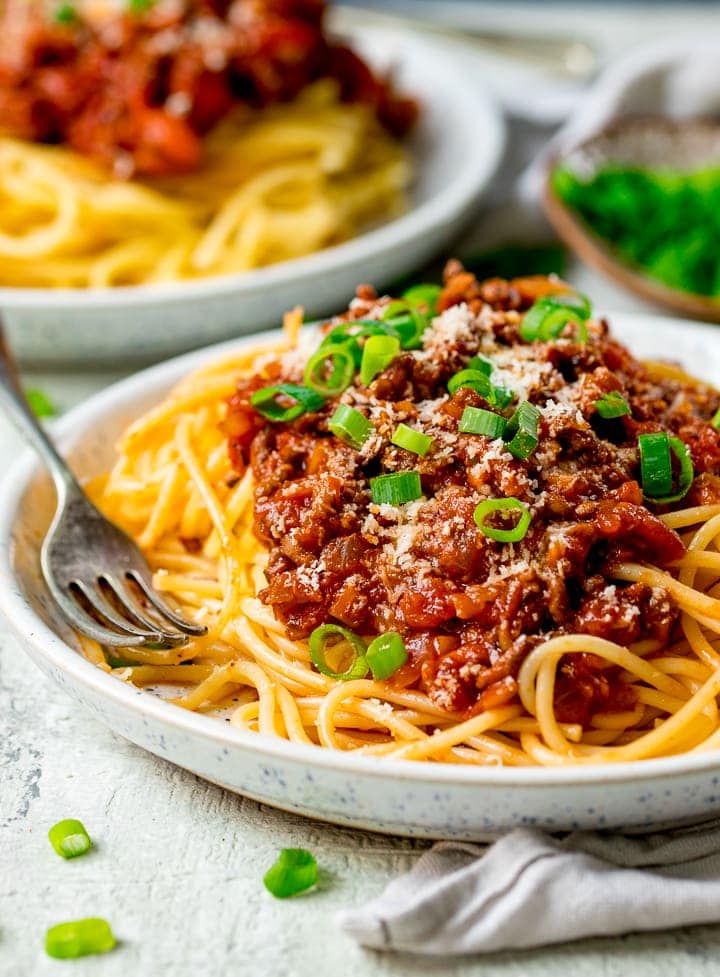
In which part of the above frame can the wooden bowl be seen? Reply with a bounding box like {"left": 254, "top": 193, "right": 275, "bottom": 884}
{"left": 542, "top": 116, "right": 720, "bottom": 322}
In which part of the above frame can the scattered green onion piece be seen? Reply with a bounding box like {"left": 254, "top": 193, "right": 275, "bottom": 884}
{"left": 309, "top": 624, "right": 368, "bottom": 680}
{"left": 447, "top": 369, "right": 513, "bottom": 409}
{"left": 48, "top": 819, "right": 92, "bottom": 859}
{"left": 638, "top": 432, "right": 673, "bottom": 499}
{"left": 366, "top": 632, "right": 408, "bottom": 681}
{"left": 401, "top": 283, "right": 442, "bottom": 316}
{"left": 458, "top": 406, "right": 507, "bottom": 439}
{"left": 712, "top": 407, "right": 720, "bottom": 431}
{"left": 520, "top": 298, "right": 589, "bottom": 344}
{"left": 370, "top": 471, "right": 422, "bottom": 505}
{"left": 473, "top": 498, "right": 531, "bottom": 543}
{"left": 595, "top": 391, "right": 631, "bottom": 419}
{"left": 640, "top": 434, "right": 694, "bottom": 504}
{"left": 466, "top": 354, "right": 494, "bottom": 377}
{"left": 128, "top": 0, "right": 154, "bottom": 13}
{"left": 391, "top": 423, "right": 433, "bottom": 457}
{"left": 320, "top": 321, "right": 395, "bottom": 367}
{"left": 303, "top": 345, "right": 355, "bottom": 397}
{"left": 45, "top": 918, "right": 115, "bottom": 959}
{"left": 250, "top": 384, "right": 325, "bottom": 422}
{"left": 541, "top": 290, "right": 593, "bottom": 318}
{"left": 660, "top": 436, "right": 695, "bottom": 503}
{"left": 360, "top": 334, "right": 400, "bottom": 386}
{"left": 328, "top": 404, "right": 373, "bottom": 449}
{"left": 503, "top": 401, "right": 541, "bottom": 460}
{"left": 264, "top": 849, "right": 318, "bottom": 899}
{"left": 54, "top": 2, "right": 77, "bottom": 24}
{"left": 26, "top": 388, "right": 56, "bottom": 418}
{"left": 382, "top": 300, "right": 428, "bottom": 349}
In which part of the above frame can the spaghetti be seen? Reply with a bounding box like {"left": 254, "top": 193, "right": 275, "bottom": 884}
{"left": 87, "top": 265, "right": 720, "bottom": 765}
{"left": 0, "top": 0, "right": 415, "bottom": 287}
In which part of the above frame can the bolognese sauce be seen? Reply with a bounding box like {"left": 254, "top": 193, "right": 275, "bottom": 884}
{"left": 225, "top": 261, "right": 720, "bottom": 726}
{"left": 0, "top": 0, "right": 417, "bottom": 175}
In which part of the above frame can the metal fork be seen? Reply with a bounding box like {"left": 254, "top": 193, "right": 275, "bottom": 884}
{"left": 0, "top": 324, "right": 207, "bottom": 649}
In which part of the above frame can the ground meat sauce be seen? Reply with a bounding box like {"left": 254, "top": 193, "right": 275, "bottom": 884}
{"left": 0, "top": 0, "right": 417, "bottom": 175}
{"left": 225, "top": 261, "right": 720, "bottom": 725}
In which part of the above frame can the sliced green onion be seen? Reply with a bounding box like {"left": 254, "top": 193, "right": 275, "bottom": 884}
{"left": 250, "top": 384, "right": 325, "bottom": 422}
{"left": 474, "top": 498, "right": 531, "bottom": 543}
{"left": 45, "top": 919, "right": 115, "bottom": 959}
{"left": 54, "top": 2, "right": 77, "bottom": 24}
{"left": 595, "top": 391, "right": 631, "bottom": 419}
{"left": 309, "top": 624, "right": 369, "bottom": 680}
{"left": 128, "top": 0, "right": 154, "bottom": 13}
{"left": 640, "top": 433, "right": 694, "bottom": 504}
{"left": 366, "top": 632, "right": 408, "bottom": 680}
{"left": 328, "top": 404, "right": 373, "bottom": 449}
{"left": 48, "top": 819, "right": 91, "bottom": 859}
{"left": 303, "top": 346, "right": 355, "bottom": 397}
{"left": 391, "top": 423, "right": 433, "bottom": 457}
{"left": 638, "top": 432, "right": 672, "bottom": 498}
{"left": 401, "top": 283, "right": 442, "bottom": 316}
{"left": 712, "top": 407, "right": 720, "bottom": 431}
{"left": 360, "top": 334, "right": 400, "bottom": 386}
{"left": 370, "top": 471, "right": 422, "bottom": 505}
{"left": 447, "top": 369, "right": 513, "bottom": 409}
{"left": 541, "top": 290, "right": 592, "bottom": 318}
{"left": 264, "top": 848, "right": 318, "bottom": 899}
{"left": 458, "top": 406, "right": 507, "bottom": 438}
{"left": 503, "top": 401, "right": 541, "bottom": 460}
{"left": 466, "top": 354, "right": 494, "bottom": 377}
{"left": 320, "top": 321, "right": 394, "bottom": 367}
{"left": 382, "top": 300, "right": 428, "bottom": 349}
{"left": 521, "top": 298, "right": 589, "bottom": 344}
{"left": 26, "top": 388, "right": 56, "bottom": 419}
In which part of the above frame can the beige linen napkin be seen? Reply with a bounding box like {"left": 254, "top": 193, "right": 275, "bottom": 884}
{"left": 337, "top": 820, "right": 720, "bottom": 955}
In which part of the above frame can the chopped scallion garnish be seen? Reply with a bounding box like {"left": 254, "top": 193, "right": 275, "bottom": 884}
{"left": 639, "top": 432, "right": 694, "bottom": 503}
{"left": 474, "top": 498, "right": 531, "bottom": 543}
{"left": 370, "top": 471, "right": 422, "bottom": 505}
{"left": 401, "top": 283, "right": 442, "bottom": 317}
{"left": 54, "top": 2, "right": 76, "bottom": 24}
{"left": 45, "top": 918, "right": 115, "bottom": 959}
{"left": 264, "top": 849, "right": 318, "bottom": 899}
{"left": 360, "top": 334, "right": 400, "bottom": 386}
{"left": 458, "top": 406, "right": 507, "bottom": 439}
{"left": 303, "top": 346, "right": 355, "bottom": 397}
{"left": 447, "top": 369, "right": 512, "bottom": 409}
{"left": 26, "top": 388, "right": 56, "bottom": 419}
{"left": 309, "top": 624, "right": 368, "bottom": 680}
{"left": 638, "top": 431, "right": 672, "bottom": 498}
{"left": 366, "top": 632, "right": 408, "bottom": 680}
{"left": 466, "top": 355, "right": 494, "bottom": 377}
{"left": 381, "top": 300, "right": 428, "bottom": 349}
{"left": 712, "top": 407, "right": 720, "bottom": 431}
{"left": 391, "top": 423, "right": 433, "bottom": 457}
{"left": 503, "top": 401, "right": 541, "bottom": 460}
{"left": 521, "top": 296, "right": 590, "bottom": 344}
{"left": 595, "top": 391, "right": 631, "bottom": 419}
{"left": 48, "top": 819, "right": 92, "bottom": 859}
{"left": 328, "top": 404, "right": 373, "bottom": 449}
{"left": 250, "top": 384, "right": 325, "bottom": 422}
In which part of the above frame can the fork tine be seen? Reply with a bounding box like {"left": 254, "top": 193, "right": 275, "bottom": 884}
{"left": 127, "top": 570, "right": 208, "bottom": 637}
{"left": 59, "top": 591, "right": 151, "bottom": 648}
{"left": 100, "top": 574, "right": 192, "bottom": 646}
{"left": 71, "top": 580, "right": 179, "bottom": 645}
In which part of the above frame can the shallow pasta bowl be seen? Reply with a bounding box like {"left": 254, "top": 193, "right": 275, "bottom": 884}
{"left": 0, "top": 26, "right": 504, "bottom": 368}
{"left": 5, "top": 315, "right": 720, "bottom": 839}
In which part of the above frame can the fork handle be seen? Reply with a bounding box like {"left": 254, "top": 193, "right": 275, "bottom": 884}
{"left": 0, "top": 322, "right": 81, "bottom": 499}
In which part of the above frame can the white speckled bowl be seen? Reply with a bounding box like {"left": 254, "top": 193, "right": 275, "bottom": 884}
{"left": 3, "top": 314, "right": 720, "bottom": 839}
{"left": 0, "top": 27, "right": 504, "bottom": 368}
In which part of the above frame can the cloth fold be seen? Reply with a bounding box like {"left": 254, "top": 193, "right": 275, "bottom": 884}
{"left": 337, "top": 821, "right": 720, "bottom": 955}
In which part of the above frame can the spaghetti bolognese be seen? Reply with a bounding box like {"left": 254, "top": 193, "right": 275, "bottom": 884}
{"left": 87, "top": 262, "right": 720, "bottom": 765}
